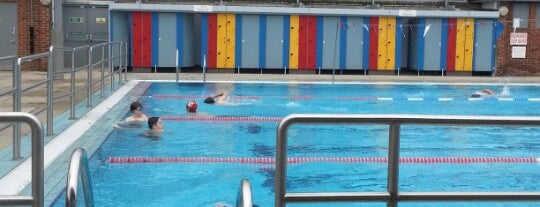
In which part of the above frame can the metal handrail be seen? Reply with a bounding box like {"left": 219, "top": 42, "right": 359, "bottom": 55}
{"left": 12, "top": 51, "right": 52, "bottom": 159}
{"left": 0, "top": 42, "right": 128, "bottom": 161}
{"left": 235, "top": 179, "right": 253, "bottom": 207}
{"left": 203, "top": 54, "right": 207, "bottom": 83}
{"left": 275, "top": 114, "right": 540, "bottom": 207}
{"left": 0, "top": 112, "right": 44, "bottom": 207}
{"left": 66, "top": 148, "right": 94, "bottom": 207}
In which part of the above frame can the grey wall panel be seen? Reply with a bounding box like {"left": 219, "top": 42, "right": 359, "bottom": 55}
{"left": 345, "top": 17, "right": 363, "bottom": 70}
{"left": 64, "top": 5, "right": 89, "bottom": 67}
{"left": 322, "top": 16, "right": 339, "bottom": 69}
{"left": 473, "top": 19, "right": 494, "bottom": 72}
{"left": 265, "top": 15, "right": 284, "bottom": 69}
{"left": 241, "top": 15, "right": 260, "bottom": 68}
{"left": 158, "top": 13, "right": 177, "bottom": 67}
{"left": 182, "top": 13, "right": 195, "bottom": 67}
{"left": 423, "top": 18, "right": 442, "bottom": 71}
{"left": 0, "top": 2, "right": 17, "bottom": 70}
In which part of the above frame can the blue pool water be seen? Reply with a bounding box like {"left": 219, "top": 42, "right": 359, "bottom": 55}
{"left": 52, "top": 82, "right": 540, "bottom": 207}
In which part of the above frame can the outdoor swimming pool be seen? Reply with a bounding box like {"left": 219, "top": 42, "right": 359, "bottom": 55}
{"left": 51, "top": 82, "right": 540, "bottom": 207}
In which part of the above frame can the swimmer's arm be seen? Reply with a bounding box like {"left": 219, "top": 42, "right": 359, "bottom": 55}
{"left": 216, "top": 92, "right": 228, "bottom": 103}
{"left": 213, "top": 92, "right": 225, "bottom": 98}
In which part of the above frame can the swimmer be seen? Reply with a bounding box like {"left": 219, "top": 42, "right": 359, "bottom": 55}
{"left": 113, "top": 101, "right": 148, "bottom": 129}
{"left": 125, "top": 101, "right": 148, "bottom": 122}
{"left": 470, "top": 89, "right": 495, "bottom": 98}
{"left": 145, "top": 116, "right": 164, "bottom": 137}
{"left": 186, "top": 100, "right": 198, "bottom": 113}
{"left": 204, "top": 92, "right": 228, "bottom": 105}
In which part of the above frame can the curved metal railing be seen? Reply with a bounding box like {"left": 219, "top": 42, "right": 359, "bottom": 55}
{"left": 0, "top": 112, "right": 44, "bottom": 207}
{"left": 66, "top": 147, "right": 94, "bottom": 207}
{"left": 235, "top": 179, "right": 253, "bottom": 207}
{"left": 275, "top": 114, "right": 540, "bottom": 207}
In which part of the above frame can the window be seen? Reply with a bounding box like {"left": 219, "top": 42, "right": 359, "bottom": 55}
{"left": 513, "top": 3, "right": 529, "bottom": 28}
{"left": 536, "top": 3, "right": 540, "bottom": 28}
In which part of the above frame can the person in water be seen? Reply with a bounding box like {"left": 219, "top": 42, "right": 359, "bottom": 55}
{"left": 125, "top": 101, "right": 148, "bottom": 122}
{"left": 145, "top": 116, "right": 164, "bottom": 137}
{"left": 186, "top": 100, "right": 198, "bottom": 113}
{"left": 204, "top": 92, "right": 228, "bottom": 104}
{"left": 470, "top": 89, "right": 495, "bottom": 98}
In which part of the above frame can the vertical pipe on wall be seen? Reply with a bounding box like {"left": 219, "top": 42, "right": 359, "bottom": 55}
{"left": 30, "top": 0, "right": 35, "bottom": 54}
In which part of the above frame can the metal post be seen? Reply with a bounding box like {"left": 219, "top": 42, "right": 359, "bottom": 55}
{"left": 13, "top": 59, "right": 22, "bottom": 160}
{"left": 387, "top": 123, "right": 400, "bottom": 207}
{"left": 87, "top": 47, "right": 93, "bottom": 107}
{"left": 203, "top": 54, "right": 207, "bottom": 83}
{"left": 109, "top": 43, "right": 114, "bottom": 91}
{"left": 124, "top": 42, "right": 128, "bottom": 81}
{"left": 175, "top": 48, "right": 179, "bottom": 83}
{"left": 70, "top": 50, "right": 76, "bottom": 119}
{"left": 118, "top": 42, "right": 123, "bottom": 84}
{"left": 275, "top": 118, "right": 289, "bottom": 207}
{"left": 46, "top": 47, "right": 53, "bottom": 136}
{"left": 100, "top": 44, "right": 105, "bottom": 98}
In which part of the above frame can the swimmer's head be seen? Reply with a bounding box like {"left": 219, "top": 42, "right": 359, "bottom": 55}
{"left": 130, "top": 101, "right": 143, "bottom": 112}
{"left": 186, "top": 101, "right": 198, "bottom": 113}
{"left": 204, "top": 96, "right": 215, "bottom": 104}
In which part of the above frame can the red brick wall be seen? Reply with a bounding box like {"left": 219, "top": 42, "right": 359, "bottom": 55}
{"left": 496, "top": 2, "right": 540, "bottom": 76}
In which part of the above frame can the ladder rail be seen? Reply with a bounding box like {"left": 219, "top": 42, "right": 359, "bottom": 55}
{"left": 66, "top": 147, "right": 95, "bottom": 207}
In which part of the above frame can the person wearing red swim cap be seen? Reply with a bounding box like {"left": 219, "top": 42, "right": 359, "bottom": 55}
{"left": 186, "top": 100, "right": 198, "bottom": 113}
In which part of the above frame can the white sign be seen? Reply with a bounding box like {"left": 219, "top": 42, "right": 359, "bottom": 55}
{"left": 513, "top": 18, "right": 520, "bottom": 28}
{"left": 511, "top": 46, "right": 526, "bottom": 58}
{"left": 194, "top": 5, "right": 213, "bottom": 12}
{"left": 398, "top": 10, "right": 417, "bottom": 17}
{"left": 510, "top": 33, "right": 528, "bottom": 45}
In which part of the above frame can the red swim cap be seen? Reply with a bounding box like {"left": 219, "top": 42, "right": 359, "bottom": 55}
{"left": 186, "top": 101, "right": 198, "bottom": 113}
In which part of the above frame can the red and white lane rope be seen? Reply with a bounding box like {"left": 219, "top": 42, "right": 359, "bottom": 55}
{"left": 149, "top": 94, "right": 540, "bottom": 102}
{"left": 109, "top": 156, "right": 539, "bottom": 164}
{"left": 161, "top": 116, "right": 281, "bottom": 122}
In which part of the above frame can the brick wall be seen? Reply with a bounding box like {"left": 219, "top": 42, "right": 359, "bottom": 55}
{"left": 496, "top": 2, "right": 540, "bottom": 76}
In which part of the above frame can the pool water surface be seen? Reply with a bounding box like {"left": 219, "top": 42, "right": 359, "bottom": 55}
{"left": 51, "top": 82, "right": 540, "bottom": 207}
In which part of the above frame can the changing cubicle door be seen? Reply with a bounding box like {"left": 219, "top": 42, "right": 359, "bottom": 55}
{"left": 0, "top": 2, "right": 17, "bottom": 70}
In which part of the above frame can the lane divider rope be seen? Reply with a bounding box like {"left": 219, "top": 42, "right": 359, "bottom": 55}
{"left": 149, "top": 95, "right": 540, "bottom": 102}
{"left": 162, "top": 116, "right": 281, "bottom": 122}
{"left": 109, "top": 157, "right": 539, "bottom": 164}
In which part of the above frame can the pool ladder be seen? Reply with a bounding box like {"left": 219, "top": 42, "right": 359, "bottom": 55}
{"left": 65, "top": 148, "right": 94, "bottom": 207}
{"left": 274, "top": 114, "right": 540, "bottom": 207}
{"left": 236, "top": 179, "right": 254, "bottom": 207}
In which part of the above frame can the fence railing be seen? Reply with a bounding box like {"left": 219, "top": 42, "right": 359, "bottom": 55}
{"left": 275, "top": 114, "right": 540, "bottom": 207}
{"left": 0, "top": 41, "right": 128, "bottom": 160}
